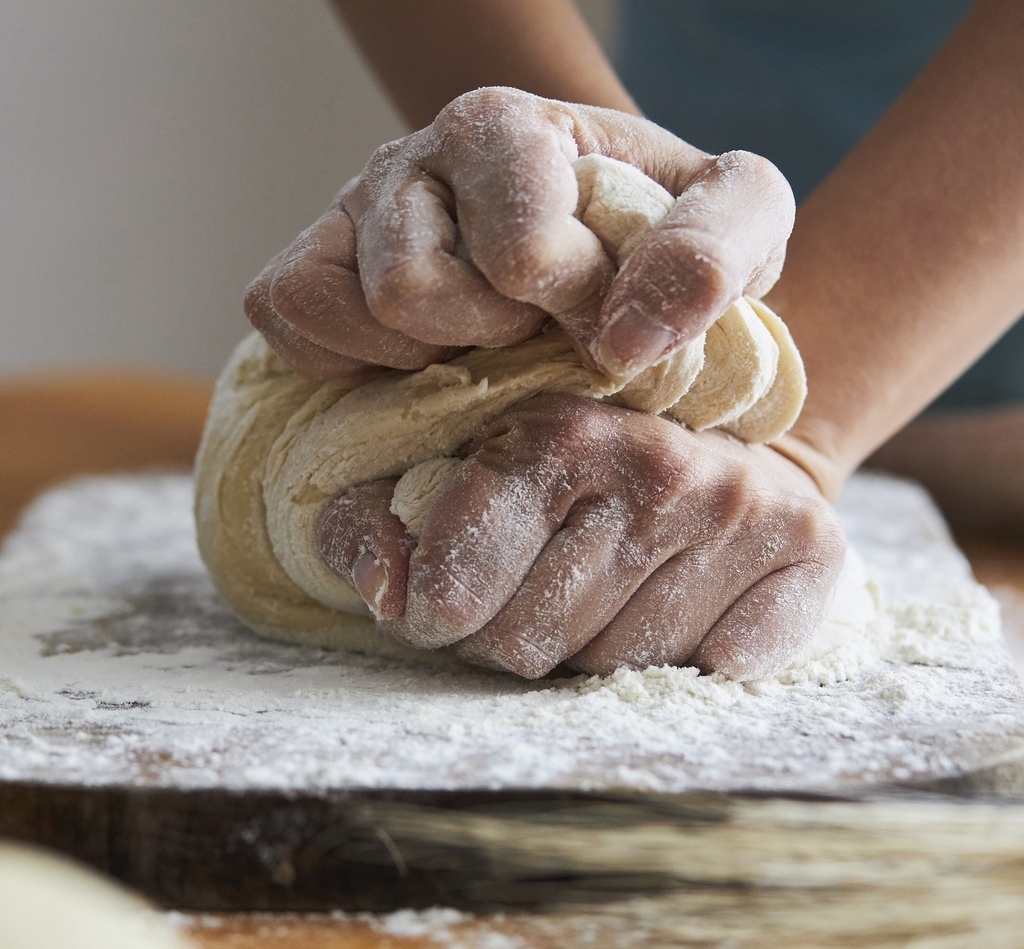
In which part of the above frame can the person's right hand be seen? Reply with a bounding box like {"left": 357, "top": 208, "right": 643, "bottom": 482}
{"left": 246, "top": 87, "right": 795, "bottom": 383}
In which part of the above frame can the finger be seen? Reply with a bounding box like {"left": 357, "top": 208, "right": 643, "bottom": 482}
{"left": 349, "top": 137, "right": 551, "bottom": 347}
{"left": 565, "top": 496, "right": 811, "bottom": 677}
{"left": 592, "top": 150, "right": 796, "bottom": 378}
{"left": 692, "top": 563, "right": 834, "bottom": 682}
{"left": 570, "top": 475, "right": 845, "bottom": 678}
{"left": 694, "top": 510, "right": 846, "bottom": 681}
{"left": 388, "top": 457, "right": 568, "bottom": 649}
{"left": 269, "top": 209, "right": 463, "bottom": 368}
{"left": 390, "top": 395, "right": 614, "bottom": 649}
{"left": 317, "top": 479, "right": 412, "bottom": 620}
{"left": 245, "top": 257, "right": 378, "bottom": 381}
{"left": 450, "top": 497, "right": 660, "bottom": 679}
{"left": 425, "top": 89, "right": 614, "bottom": 316}
{"left": 564, "top": 546, "right": 736, "bottom": 676}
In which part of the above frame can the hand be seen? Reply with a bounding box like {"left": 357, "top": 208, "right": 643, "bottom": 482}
{"left": 247, "top": 87, "right": 794, "bottom": 382}
{"left": 317, "top": 394, "right": 845, "bottom": 680}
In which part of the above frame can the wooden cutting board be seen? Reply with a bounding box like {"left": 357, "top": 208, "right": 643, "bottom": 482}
{"left": 1, "top": 468, "right": 1023, "bottom": 918}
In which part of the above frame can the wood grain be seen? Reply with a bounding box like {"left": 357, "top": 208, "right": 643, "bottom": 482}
{"left": 0, "top": 373, "right": 576, "bottom": 946}
{"left": 181, "top": 912, "right": 566, "bottom": 949}
{"left": 184, "top": 917, "right": 403, "bottom": 949}
{"left": 0, "top": 372, "right": 420, "bottom": 948}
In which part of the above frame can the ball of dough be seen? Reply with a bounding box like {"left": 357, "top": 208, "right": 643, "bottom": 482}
{"left": 194, "top": 156, "right": 807, "bottom": 660}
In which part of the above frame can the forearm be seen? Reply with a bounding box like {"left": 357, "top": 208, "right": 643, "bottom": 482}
{"left": 768, "top": 0, "right": 1024, "bottom": 499}
{"left": 331, "top": 0, "right": 638, "bottom": 129}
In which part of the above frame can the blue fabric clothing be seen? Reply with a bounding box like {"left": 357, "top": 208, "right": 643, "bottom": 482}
{"left": 617, "top": 0, "right": 1020, "bottom": 411}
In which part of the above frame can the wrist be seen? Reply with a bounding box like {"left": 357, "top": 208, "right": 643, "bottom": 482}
{"left": 769, "top": 423, "right": 848, "bottom": 503}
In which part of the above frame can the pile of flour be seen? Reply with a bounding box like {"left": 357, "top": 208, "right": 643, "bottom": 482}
{"left": 0, "top": 473, "right": 1021, "bottom": 794}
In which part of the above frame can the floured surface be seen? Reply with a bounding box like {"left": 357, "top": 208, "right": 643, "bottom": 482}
{"left": 1, "top": 473, "right": 1023, "bottom": 794}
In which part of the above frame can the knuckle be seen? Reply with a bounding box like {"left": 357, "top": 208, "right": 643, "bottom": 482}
{"left": 366, "top": 257, "right": 441, "bottom": 331}
{"left": 362, "top": 137, "right": 411, "bottom": 182}
{"left": 268, "top": 260, "right": 315, "bottom": 323}
{"left": 642, "top": 438, "right": 695, "bottom": 502}
{"left": 407, "top": 565, "right": 491, "bottom": 646}
{"left": 703, "top": 467, "right": 761, "bottom": 536}
{"left": 548, "top": 394, "right": 606, "bottom": 443}
{"left": 387, "top": 617, "right": 448, "bottom": 651}
{"left": 397, "top": 605, "right": 472, "bottom": 650}
{"left": 256, "top": 319, "right": 361, "bottom": 381}
{"left": 243, "top": 274, "right": 271, "bottom": 326}
{"left": 614, "top": 439, "right": 696, "bottom": 534}
{"left": 790, "top": 501, "right": 848, "bottom": 570}
{"left": 452, "top": 632, "right": 559, "bottom": 679}
{"left": 504, "top": 657, "right": 554, "bottom": 680}
{"left": 435, "top": 87, "right": 529, "bottom": 135}
{"left": 497, "top": 639, "right": 560, "bottom": 679}
{"left": 717, "top": 149, "right": 795, "bottom": 218}
{"left": 523, "top": 394, "right": 611, "bottom": 462}
{"left": 718, "top": 149, "right": 786, "bottom": 191}
{"left": 352, "top": 135, "right": 421, "bottom": 209}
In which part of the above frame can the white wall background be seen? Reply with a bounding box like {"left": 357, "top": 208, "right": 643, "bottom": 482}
{"left": 0, "top": 1, "right": 615, "bottom": 379}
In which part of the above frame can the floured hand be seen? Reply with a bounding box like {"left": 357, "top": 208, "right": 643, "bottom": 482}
{"left": 246, "top": 87, "right": 794, "bottom": 382}
{"left": 318, "top": 394, "right": 845, "bottom": 680}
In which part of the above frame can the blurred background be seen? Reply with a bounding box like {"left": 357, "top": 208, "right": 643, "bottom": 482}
{"left": 0, "top": 1, "right": 615, "bottom": 380}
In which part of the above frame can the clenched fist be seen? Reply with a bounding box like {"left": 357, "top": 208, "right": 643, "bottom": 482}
{"left": 318, "top": 394, "right": 845, "bottom": 681}
{"left": 246, "top": 87, "right": 794, "bottom": 382}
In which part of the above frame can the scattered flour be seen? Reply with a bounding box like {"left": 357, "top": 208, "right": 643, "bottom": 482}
{"left": 0, "top": 472, "right": 1022, "bottom": 794}
{"left": 178, "top": 908, "right": 523, "bottom": 949}
{"left": 366, "top": 906, "right": 470, "bottom": 936}
{"left": 979, "top": 584, "right": 1024, "bottom": 679}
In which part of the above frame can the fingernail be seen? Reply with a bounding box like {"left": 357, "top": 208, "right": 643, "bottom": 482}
{"left": 597, "top": 304, "right": 677, "bottom": 376}
{"left": 352, "top": 551, "right": 388, "bottom": 618}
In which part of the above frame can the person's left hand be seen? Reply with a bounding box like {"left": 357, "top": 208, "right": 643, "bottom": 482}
{"left": 317, "top": 394, "right": 846, "bottom": 680}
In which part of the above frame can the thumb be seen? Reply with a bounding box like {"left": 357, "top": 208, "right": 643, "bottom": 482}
{"left": 590, "top": 151, "right": 795, "bottom": 379}
{"left": 317, "top": 478, "right": 413, "bottom": 620}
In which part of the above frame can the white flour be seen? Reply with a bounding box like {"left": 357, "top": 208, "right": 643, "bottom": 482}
{"left": 0, "top": 472, "right": 1022, "bottom": 793}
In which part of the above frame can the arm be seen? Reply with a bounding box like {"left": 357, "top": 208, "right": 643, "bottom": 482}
{"left": 333, "top": 0, "right": 1024, "bottom": 496}
{"left": 330, "top": 0, "right": 637, "bottom": 127}
{"left": 767, "top": 0, "right": 1024, "bottom": 498}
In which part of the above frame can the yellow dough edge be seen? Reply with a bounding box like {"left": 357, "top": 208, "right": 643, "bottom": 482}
{"left": 721, "top": 297, "right": 808, "bottom": 443}
{"left": 667, "top": 297, "right": 779, "bottom": 430}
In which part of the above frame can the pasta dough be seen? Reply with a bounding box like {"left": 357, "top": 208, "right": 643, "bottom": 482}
{"left": 195, "top": 156, "right": 807, "bottom": 659}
